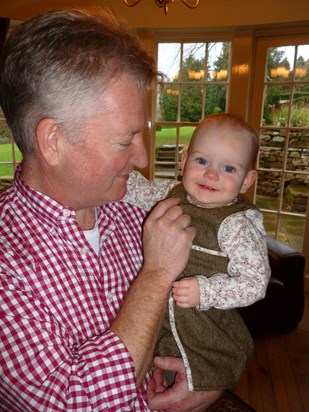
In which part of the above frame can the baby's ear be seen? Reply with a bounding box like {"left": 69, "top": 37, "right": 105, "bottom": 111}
{"left": 240, "top": 170, "right": 256, "bottom": 193}
{"left": 180, "top": 146, "right": 189, "bottom": 176}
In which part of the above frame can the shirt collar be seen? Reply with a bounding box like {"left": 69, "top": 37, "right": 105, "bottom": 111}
{"left": 13, "top": 163, "right": 121, "bottom": 229}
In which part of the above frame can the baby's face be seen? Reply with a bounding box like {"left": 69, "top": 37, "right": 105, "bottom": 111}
{"left": 181, "top": 124, "right": 256, "bottom": 208}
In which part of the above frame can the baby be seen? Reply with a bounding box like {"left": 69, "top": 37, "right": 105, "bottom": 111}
{"left": 125, "top": 113, "right": 271, "bottom": 391}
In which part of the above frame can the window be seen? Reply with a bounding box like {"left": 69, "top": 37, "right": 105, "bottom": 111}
{"left": 0, "top": 108, "right": 22, "bottom": 193}
{"left": 253, "top": 43, "right": 309, "bottom": 252}
{"left": 0, "top": 20, "right": 23, "bottom": 194}
{"left": 154, "top": 41, "right": 231, "bottom": 180}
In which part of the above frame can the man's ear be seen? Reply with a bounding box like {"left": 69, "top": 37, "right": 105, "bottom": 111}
{"left": 35, "top": 118, "right": 62, "bottom": 166}
{"left": 240, "top": 170, "right": 257, "bottom": 193}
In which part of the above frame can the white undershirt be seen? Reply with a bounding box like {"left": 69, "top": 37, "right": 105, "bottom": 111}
{"left": 83, "top": 218, "right": 100, "bottom": 255}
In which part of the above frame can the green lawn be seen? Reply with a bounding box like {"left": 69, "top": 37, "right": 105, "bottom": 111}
{"left": 0, "top": 143, "right": 22, "bottom": 177}
{"left": 155, "top": 126, "right": 195, "bottom": 147}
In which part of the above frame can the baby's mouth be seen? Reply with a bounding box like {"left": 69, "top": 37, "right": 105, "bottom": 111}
{"left": 199, "top": 184, "right": 216, "bottom": 191}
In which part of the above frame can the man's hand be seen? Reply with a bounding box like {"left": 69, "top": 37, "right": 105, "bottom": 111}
{"left": 172, "top": 277, "right": 200, "bottom": 308}
{"left": 146, "top": 357, "right": 222, "bottom": 412}
{"left": 142, "top": 198, "right": 196, "bottom": 285}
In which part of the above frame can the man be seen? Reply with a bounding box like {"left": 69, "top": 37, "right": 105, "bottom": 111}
{"left": 0, "top": 7, "right": 221, "bottom": 411}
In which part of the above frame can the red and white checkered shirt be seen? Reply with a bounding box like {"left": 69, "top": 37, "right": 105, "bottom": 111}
{"left": 0, "top": 166, "right": 154, "bottom": 411}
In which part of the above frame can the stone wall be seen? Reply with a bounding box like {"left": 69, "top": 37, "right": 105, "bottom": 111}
{"left": 257, "top": 128, "right": 309, "bottom": 213}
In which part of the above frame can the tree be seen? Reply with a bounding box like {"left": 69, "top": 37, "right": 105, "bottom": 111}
{"left": 263, "top": 48, "right": 288, "bottom": 124}
{"left": 159, "top": 42, "right": 230, "bottom": 122}
{"left": 159, "top": 53, "right": 204, "bottom": 122}
{"left": 205, "top": 42, "right": 230, "bottom": 115}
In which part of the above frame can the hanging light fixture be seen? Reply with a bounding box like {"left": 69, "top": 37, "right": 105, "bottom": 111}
{"left": 123, "top": 0, "right": 200, "bottom": 15}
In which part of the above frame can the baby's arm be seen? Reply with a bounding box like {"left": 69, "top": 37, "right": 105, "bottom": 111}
{"left": 197, "top": 209, "right": 271, "bottom": 311}
{"left": 123, "top": 171, "right": 176, "bottom": 211}
{"left": 172, "top": 277, "right": 200, "bottom": 308}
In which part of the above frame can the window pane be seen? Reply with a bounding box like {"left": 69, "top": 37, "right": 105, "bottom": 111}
{"left": 261, "top": 211, "right": 279, "bottom": 238}
{"left": 258, "top": 128, "right": 286, "bottom": 170}
{"left": 157, "top": 84, "right": 179, "bottom": 122}
{"left": 255, "top": 171, "right": 282, "bottom": 211}
{"left": 0, "top": 116, "right": 22, "bottom": 181}
{"left": 287, "top": 130, "right": 309, "bottom": 172}
{"left": 295, "top": 45, "right": 309, "bottom": 80}
{"left": 0, "top": 118, "right": 12, "bottom": 144}
{"left": 155, "top": 125, "right": 176, "bottom": 148}
{"left": 178, "top": 125, "right": 195, "bottom": 148}
{"left": 290, "top": 84, "right": 309, "bottom": 127}
{"left": 0, "top": 175, "right": 14, "bottom": 194}
{"left": 283, "top": 173, "right": 308, "bottom": 214}
{"left": 0, "top": 20, "right": 28, "bottom": 188}
{"left": 158, "top": 43, "right": 181, "bottom": 81}
{"left": 183, "top": 43, "right": 205, "bottom": 82}
{"left": 267, "top": 46, "right": 294, "bottom": 81}
{"left": 180, "top": 85, "right": 203, "bottom": 121}
{"left": 154, "top": 126, "right": 177, "bottom": 179}
{"left": 263, "top": 84, "right": 291, "bottom": 126}
{"left": 261, "top": 212, "right": 306, "bottom": 251}
{"left": 0, "top": 165, "right": 14, "bottom": 178}
{"left": 207, "top": 42, "right": 230, "bottom": 82}
{"left": 205, "top": 84, "right": 227, "bottom": 115}
{"left": 154, "top": 125, "right": 196, "bottom": 180}
{"left": 278, "top": 214, "right": 306, "bottom": 250}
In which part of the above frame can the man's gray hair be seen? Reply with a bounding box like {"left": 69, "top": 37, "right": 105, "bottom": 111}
{"left": 0, "top": 7, "right": 158, "bottom": 155}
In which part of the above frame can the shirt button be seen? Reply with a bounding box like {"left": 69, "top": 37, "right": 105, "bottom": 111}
{"left": 63, "top": 209, "right": 70, "bottom": 217}
{"left": 80, "top": 247, "right": 89, "bottom": 255}
{"left": 107, "top": 292, "right": 115, "bottom": 301}
{"left": 50, "top": 228, "right": 56, "bottom": 235}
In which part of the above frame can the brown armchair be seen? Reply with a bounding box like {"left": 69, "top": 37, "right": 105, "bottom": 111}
{"left": 238, "top": 236, "right": 305, "bottom": 334}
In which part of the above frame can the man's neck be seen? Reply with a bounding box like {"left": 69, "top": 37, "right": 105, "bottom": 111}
{"left": 76, "top": 207, "right": 97, "bottom": 230}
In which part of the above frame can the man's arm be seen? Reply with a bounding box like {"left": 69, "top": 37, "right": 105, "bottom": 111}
{"left": 0, "top": 275, "right": 144, "bottom": 410}
{"left": 111, "top": 197, "right": 196, "bottom": 387}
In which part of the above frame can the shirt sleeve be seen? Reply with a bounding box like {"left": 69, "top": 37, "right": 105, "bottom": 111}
{"left": 197, "top": 209, "right": 271, "bottom": 311}
{"left": 0, "top": 274, "right": 149, "bottom": 411}
{"left": 123, "top": 171, "right": 176, "bottom": 211}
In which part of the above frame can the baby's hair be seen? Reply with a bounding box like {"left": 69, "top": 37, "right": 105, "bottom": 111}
{"left": 190, "top": 113, "right": 260, "bottom": 168}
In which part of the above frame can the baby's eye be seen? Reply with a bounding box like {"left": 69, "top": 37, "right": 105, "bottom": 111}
{"left": 196, "top": 157, "right": 207, "bottom": 166}
{"left": 223, "top": 165, "right": 236, "bottom": 173}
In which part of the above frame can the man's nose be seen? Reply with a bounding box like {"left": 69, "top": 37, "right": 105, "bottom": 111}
{"left": 132, "top": 138, "right": 148, "bottom": 169}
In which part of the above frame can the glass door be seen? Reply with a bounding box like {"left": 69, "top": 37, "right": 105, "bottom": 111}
{"left": 250, "top": 35, "right": 309, "bottom": 289}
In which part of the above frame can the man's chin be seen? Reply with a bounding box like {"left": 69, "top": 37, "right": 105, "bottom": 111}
{"left": 103, "top": 176, "right": 130, "bottom": 203}
{"left": 115, "top": 184, "right": 128, "bottom": 202}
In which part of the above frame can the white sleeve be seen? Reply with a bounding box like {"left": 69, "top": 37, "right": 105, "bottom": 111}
{"left": 123, "top": 171, "right": 177, "bottom": 211}
{"left": 197, "top": 209, "right": 271, "bottom": 310}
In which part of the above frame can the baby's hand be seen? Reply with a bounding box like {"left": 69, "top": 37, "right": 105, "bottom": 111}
{"left": 172, "top": 277, "right": 200, "bottom": 308}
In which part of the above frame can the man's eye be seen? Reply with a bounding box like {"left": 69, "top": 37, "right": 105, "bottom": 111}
{"left": 196, "top": 158, "right": 207, "bottom": 166}
{"left": 120, "top": 142, "right": 131, "bottom": 148}
{"left": 223, "top": 165, "right": 236, "bottom": 173}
